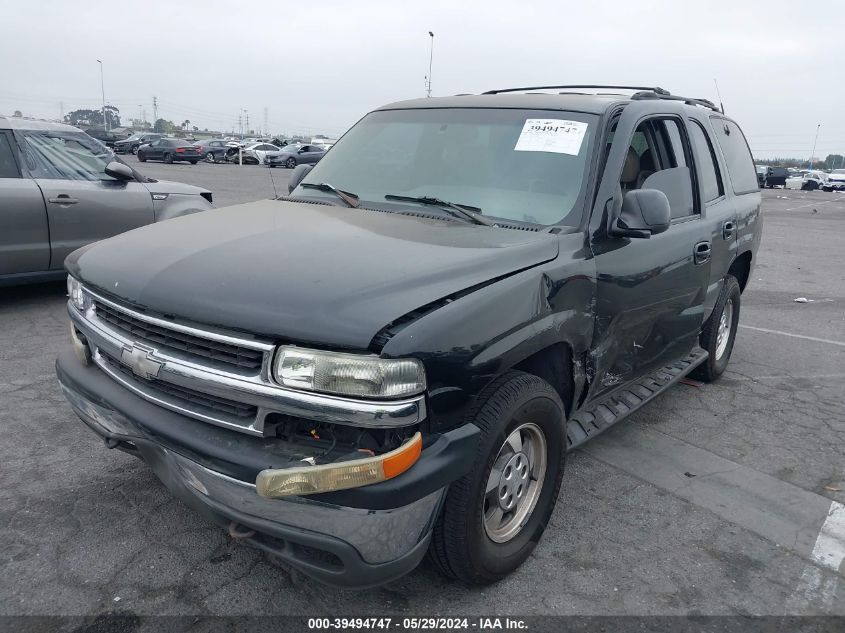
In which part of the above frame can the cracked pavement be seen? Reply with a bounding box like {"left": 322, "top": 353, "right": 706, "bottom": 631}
{"left": 1, "top": 161, "right": 843, "bottom": 617}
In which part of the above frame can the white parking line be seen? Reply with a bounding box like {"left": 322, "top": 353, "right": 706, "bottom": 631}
{"left": 787, "top": 502, "right": 845, "bottom": 611}
{"left": 739, "top": 324, "right": 845, "bottom": 348}
{"left": 784, "top": 197, "right": 845, "bottom": 211}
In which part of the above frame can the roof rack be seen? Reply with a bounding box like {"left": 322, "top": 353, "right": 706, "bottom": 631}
{"left": 630, "top": 90, "right": 722, "bottom": 113}
{"left": 481, "top": 84, "right": 723, "bottom": 113}
{"left": 482, "top": 85, "right": 671, "bottom": 95}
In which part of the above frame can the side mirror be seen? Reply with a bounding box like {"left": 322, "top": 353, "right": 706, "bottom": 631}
{"left": 613, "top": 189, "right": 671, "bottom": 238}
{"left": 104, "top": 161, "right": 135, "bottom": 181}
{"left": 288, "top": 164, "right": 314, "bottom": 194}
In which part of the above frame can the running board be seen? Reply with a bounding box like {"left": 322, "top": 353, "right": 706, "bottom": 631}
{"left": 566, "top": 348, "right": 708, "bottom": 451}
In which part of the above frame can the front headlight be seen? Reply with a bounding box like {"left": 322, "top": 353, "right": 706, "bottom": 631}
{"left": 273, "top": 346, "right": 426, "bottom": 399}
{"left": 66, "top": 276, "right": 85, "bottom": 310}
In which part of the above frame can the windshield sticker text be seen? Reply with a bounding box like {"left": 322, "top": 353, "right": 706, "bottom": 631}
{"left": 514, "top": 119, "right": 588, "bottom": 155}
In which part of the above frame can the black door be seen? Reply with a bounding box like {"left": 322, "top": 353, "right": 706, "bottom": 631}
{"left": 587, "top": 103, "right": 712, "bottom": 398}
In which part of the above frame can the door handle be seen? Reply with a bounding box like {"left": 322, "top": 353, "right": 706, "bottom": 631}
{"left": 722, "top": 220, "right": 736, "bottom": 240}
{"left": 48, "top": 195, "right": 79, "bottom": 205}
{"left": 694, "top": 241, "right": 711, "bottom": 265}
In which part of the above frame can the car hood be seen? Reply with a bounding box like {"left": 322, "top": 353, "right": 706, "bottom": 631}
{"left": 141, "top": 179, "right": 210, "bottom": 196}
{"left": 66, "top": 200, "right": 559, "bottom": 349}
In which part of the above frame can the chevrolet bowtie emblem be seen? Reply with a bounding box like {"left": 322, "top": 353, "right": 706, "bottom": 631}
{"left": 120, "top": 343, "right": 164, "bottom": 380}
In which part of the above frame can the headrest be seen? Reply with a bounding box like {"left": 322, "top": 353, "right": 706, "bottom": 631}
{"left": 621, "top": 147, "right": 640, "bottom": 183}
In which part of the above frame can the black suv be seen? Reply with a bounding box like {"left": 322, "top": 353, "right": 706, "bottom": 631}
{"left": 57, "top": 85, "right": 762, "bottom": 588}
{"left": 113, "top": 133, "right": 163, "bottom": 155}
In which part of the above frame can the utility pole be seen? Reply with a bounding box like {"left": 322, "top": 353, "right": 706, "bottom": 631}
{"left": 425, "top": 31, "right": 434, "bottom": 98}
{"left": 96, "top": 59, "right": 107, "bottom": 131}
{"left": 263, "top": 107, "right": 268, "bottom": 136}
{"left": 152, "top": 96, "right": 158, "bottom": 126}
{"left": 59, "top": 101, "right": 64, "bottom": 120}
{"left": 809, "top": 124, "right": 820, "bottom": 168}
{"left": 138, "top": 104, "right": 143, "bottom": 127}
{"left": 245, "top": 109, "right": 249, "bottom": 134}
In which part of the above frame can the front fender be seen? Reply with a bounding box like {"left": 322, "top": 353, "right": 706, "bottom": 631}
{"left": 154, "top": 194, "right": 214, "bottom": 222}
{"left": 382, "top": 233, "right": 595, "bottom": 432}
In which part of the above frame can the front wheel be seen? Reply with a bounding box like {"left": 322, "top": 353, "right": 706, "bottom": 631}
{"left": 164, "top": 153, "right": 173, "bottom": 164}
{"left": 285, "top": 157, "right": 297, "bottom": 169}
{"left": 429, "top": 371, "right": 565, "bottom": 584}
{"left": 137, "top": 151, "right": 146, "bottom": 162}
{"left": 131, "top": 145, "right": 139, "bottom": 155}
{"left": 206, "top": 152, "right": 215, "bottom": 163}
{"left": 691, "top": 275, "right": 741, "bottom": 382}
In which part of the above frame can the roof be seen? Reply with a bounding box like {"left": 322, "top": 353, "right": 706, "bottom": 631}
{"left": 0, "top": 116, "right": 80, "bottom": 132}
{"left": 377, "top": 93, "right": 627, "bottom": 115}
{"left": 377, "top": 87, "right": 722, "bottom": 116}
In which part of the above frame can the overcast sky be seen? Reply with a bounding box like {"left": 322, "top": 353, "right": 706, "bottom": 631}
{"left": 1, "top": 0, "right": 842, "bottom": 159}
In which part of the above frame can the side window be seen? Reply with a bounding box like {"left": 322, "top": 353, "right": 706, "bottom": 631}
{"left": 710, "top": 118, "right": 758, "bottom": 194}
{"left": 687, "top": 121, "right": 723, "bottom": 203}
{"left": 22, "top": 131, "right": 115, "bottom": 181}
{"left": 0, "top": 132, "right": 21, "bottom": 178}
{"left": 621, "top": 119, "right": 695, "bottom": 219}
{"left": 661, "top": 120, "right": 687, "bottom": 167}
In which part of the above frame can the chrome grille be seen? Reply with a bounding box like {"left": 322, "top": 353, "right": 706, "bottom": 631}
{"left": 94, "top": 300, "right": 264, "bottom": 371}
{"left": 101, "top": 353, "right": 258, "bottom": 421}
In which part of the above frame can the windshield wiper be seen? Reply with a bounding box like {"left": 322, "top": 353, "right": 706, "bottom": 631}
{"left": 384, "top": 194, "right": 495, "bottom": 226}
{"left": 300, "top": 182, "right": 360, "bottom": 208}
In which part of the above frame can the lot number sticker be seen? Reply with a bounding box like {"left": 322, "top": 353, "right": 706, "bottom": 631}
{"left": 514, "top": 119, "right": 588, "bottom": 155}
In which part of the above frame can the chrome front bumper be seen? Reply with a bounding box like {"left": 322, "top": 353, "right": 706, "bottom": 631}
{"left": 57, "top": 351, "right": 446, "bottom": 588}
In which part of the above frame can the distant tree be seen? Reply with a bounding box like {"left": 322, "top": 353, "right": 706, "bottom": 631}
{"left": 153, "top": 118, "right": 176, "bottom": 133}
{"left": 824, "top": 154, "right": 844, "bottom": 170}
{"left": 180, "top": 119, "right": 191, "bottom": 129}
{"left": 12, "top": 110, "right": 22, "bottom": 117}
{"left": 192, "top": 125, "right": 199, "bottom": 132}
{"left": 64, "top": 106, "right": 121, "bottom": 128}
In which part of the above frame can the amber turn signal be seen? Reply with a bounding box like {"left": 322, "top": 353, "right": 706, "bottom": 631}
{"left": 255, "top": 432, "right": 422, "bottom": 498}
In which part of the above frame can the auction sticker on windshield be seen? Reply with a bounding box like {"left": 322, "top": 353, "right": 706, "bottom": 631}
{"left": 514, "top": 119, "right": 588, "bottom": 155}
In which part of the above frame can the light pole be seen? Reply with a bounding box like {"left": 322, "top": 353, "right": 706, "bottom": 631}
{"left": 426, "top": 31, "right": 434, "bottom": 98}
{"left": 96, "top": 59, "right": 107, "bottom": 131}
{"left": 809, "top": 123, "right": 820, "bottom": 169}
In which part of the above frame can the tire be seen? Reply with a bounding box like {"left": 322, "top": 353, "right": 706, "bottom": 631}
{"left": 206, "top": 152, "right": 215, "bottom": 163}
{"left": 137, "top": 151, "right": 146, "bottom": 162}
{"left": 131, "top": 145, "right": 139, "bottom": 155}
{"left": 285, "top": 157, "right": 297, "bottom": 169}
{"left": 164, "top": 153, "right": 173, "bottom": 164}
{"left": 429, "top": 371, "right": 566, "bottom": 585}
{"left": 189, "top": 160, "right": 198, "bottom": 165}
{"left": 690, "top": 275, "right": 741, "bottom": 383}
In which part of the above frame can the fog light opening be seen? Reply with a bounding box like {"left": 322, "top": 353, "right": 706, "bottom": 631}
{"left": 70, "top": 324, "right": 91, "bottom": 366}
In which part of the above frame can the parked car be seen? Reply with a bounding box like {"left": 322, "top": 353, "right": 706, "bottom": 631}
{"left": 240, "top": 142, "right": 283, "bottom": 165}
{"left": 785, "top": 170, "right": 827, "bottom": 190}
{"left": 195, "top": 139, "right": 231, "bottom": 163}
{"left": 114, "top": 133, "right": 164, "bottom": 155}
{"left": 761, "top": 166, "right": 788, "bottom": 188}
{"left": 265, "top": 143, "right": 326, "bottom": 168}
{"left": 755, "top": 165, "right": 767, "bottom": 188}
{"left": 83, "top": 127, "right": 121, "bottom": 148}
{"left": 56, "top": 85, "right": 761, "bottom": 588}
{"left": 0, "top": 117, "right": 213, "bottom": 286}
{"left": 822, "top": 170, "right": 845, "bottom": 192}
{"left": 137, "top": 138, "right": 203, "bottom": 164}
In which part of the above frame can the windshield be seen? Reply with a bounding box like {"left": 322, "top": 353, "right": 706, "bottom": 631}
{"left": 292, "top": 108, "right": 596, "bottom": 226}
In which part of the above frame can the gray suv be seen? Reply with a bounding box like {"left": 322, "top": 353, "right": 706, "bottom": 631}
{"left": 0, "top": 117, "right": 214, "bottom": 286}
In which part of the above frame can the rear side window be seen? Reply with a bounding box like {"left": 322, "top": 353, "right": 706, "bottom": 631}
{"left": 0, "top": 132, "right": 20, "bottom": 178}
{"left": 711, "top": 118, "right": 758, "bottom": 194}
{"left": 688, "top": 121, "right": 723, "bottom": 203}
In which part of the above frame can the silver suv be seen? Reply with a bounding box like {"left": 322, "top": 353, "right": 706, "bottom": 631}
{"left": 0, "top": 117, "right": 214, "bottom": 286}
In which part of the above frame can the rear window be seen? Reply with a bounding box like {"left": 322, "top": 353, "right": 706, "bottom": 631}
{"left": 710, "top": 118, "right": 758, "bottom": 195}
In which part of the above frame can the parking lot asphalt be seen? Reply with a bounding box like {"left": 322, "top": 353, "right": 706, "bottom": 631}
{"left": 1, "top": 162, "right": 843, "bottom": 617}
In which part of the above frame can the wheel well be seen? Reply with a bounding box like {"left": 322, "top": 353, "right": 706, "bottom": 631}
{"left": 513, "top": 343, "right": 574, "bottom": 416}
{"left": 728, "top": 251, "right": 752, "bottom": 293}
